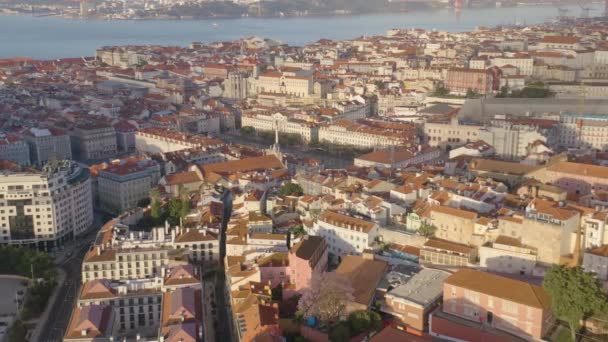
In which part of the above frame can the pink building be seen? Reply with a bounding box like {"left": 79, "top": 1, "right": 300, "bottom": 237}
{"left": 258, "top": 253, "right": 289, "bottom": 288}
{"left": 288, "top": 236, "right": 328, "bottom": 292}
{"left": 536, "top": 161, "right": 608, "bottom": 197}
{"left": 257, "top": 236, "right": 328, "bottom": 292}
{"left": 432, "top": 269, "right": 554, "bottom": 341}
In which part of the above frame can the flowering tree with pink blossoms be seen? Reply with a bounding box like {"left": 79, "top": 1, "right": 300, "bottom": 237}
{"left": 297, "top": 272, "right": 354, "bottom": 323}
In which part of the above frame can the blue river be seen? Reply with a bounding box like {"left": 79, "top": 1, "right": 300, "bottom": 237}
{"left": 0, "top": 2, "right": 604, "bottom": 59}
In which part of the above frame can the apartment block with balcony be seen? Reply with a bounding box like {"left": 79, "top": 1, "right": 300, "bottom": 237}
{"left": 0, "top": 160, "right": 93, "bottom": 250}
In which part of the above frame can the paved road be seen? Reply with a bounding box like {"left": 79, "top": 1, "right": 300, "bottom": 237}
{"left": 37, "top": 215, "right": 105, "bottom": 342}
{"left": 214, "top": 271, "right": 231, "bottom": 342}
{"left": 37, "top": 242, "right": 89, "bottom": 342}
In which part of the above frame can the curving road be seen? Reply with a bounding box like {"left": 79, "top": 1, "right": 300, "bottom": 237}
{"left": 37, "top": 214, "right": 106, "bottom": 342}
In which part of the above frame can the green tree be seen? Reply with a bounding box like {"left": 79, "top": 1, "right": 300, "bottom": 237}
{"left": 432, "top": 82, "right": 450, "bottom": 97}
{"left": 150, "top": 201, "right": 161, "bottom": 220}
{"left": 291, "top": 224, "right": 307, "bottom": 238}
{"left": 465, "top": 88, "right": 478, "bottom": 98}
{"left": 279, "top": 182, "right": 304, "bottom": 197}
{"left": 137, "top": 198, "right": 151, "bottom": 208}
{"left": 543, "top": 265, "right": 608, "bottom": 341}
{"left": 241, "top": 126, "right": 255, "bottom": 135}
{"left": 347, "top": 310, "right": 382, "bottom": 335}
{"left": 167, "top": 198, "right": 183, "bottom": 225}
{"left": 348, "top": 310, "right": 371, "bottom": 334}
{"left": 0, "top": 246, "right": 57, "bottom": 281}
{"left": 369, "top": 310, "right": 381, "bottom": 330}
{"left": 283, "top": 133, "right": 301, "bottom": 146}
{"left": 179, "top": 196, "right": 191, "bottom": 219}
{"left": 21, "top": 281, "right": 55, "bottom": 320}
{"left": 8, "top": 320, "right": 27, "bottom": 342}
{"left": 329, "top": 322, "right": 352, "bottom": 342}
{"left": 149, "top": 188, "right": 162, "bottom": 219}
{"left": 418, "top": 222, "right": 437, "bottom": 238}
{"left": 498, "top": 85, "right": 509, "bottom": 97}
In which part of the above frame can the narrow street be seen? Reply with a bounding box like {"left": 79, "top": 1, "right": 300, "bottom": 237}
{"left": 36, "top": 213, "right": 105, "bottom": 342}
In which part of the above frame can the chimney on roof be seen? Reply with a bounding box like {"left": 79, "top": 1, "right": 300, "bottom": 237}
{"left": 96, "top": 246, "right": 101, "bottom": 256}
{"left": 81, "top": 329, "right": 88, "bottom": 337}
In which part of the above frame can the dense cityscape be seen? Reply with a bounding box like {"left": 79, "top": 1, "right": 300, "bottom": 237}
{"left": 0, "top": 6, "right": 608, "bottom": 342}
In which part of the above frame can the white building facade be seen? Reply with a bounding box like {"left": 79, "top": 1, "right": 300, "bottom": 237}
{"left": 0, "top": 160, "right": 93, "bottom": 249}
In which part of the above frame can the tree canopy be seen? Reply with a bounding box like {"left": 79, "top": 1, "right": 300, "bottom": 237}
{"left": 329, "top": 322, "right": 352, "bottom": 342}
{"left": 418, "top": 222, "right": 437, "bottom": 238}
{"left": 279, "top": 182, "right": 304, "bottom": 197}
{"left": 241, "top": 126, "right": 255, "bottom": 135}
{"left": 465, "top": 88, "right": 480, "bottom": 98}
{"left": 347, "top": 310, "right": 381, "bottom": 335}
{"left": 543, "top": 265, "right": 608, "bottom": 341}
{"left": 298, "top": 272, "right": 354, "bottom": 323}
{"left": 291, "top": 224, "right": 307, "bottom": 238}
{"left": 432, "top": 82, "right": 450, "bottom": 97}
{"left": 0, "top": 245, "right": 57, "bottom": 281}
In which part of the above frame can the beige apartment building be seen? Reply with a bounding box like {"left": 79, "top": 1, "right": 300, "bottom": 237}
{"left": 252, "top": 70, "right": 314, "bottom": 97}
{"left": 312, "top": 210, "right": 379, "bottom": 257}
{"left": 82, "top": 223, "right": 220, "bottom": 282}
{"left": 428, "top": 205, "right": 479, "bottom": 246}
{"left": 318, "top": 120, "right": 415, "bottom": 149}
{"left": 498, "top": 199, "right": 580, "bottom": 265}
{"left": 135, "top": 127, "right": 225, "bottom": 154}
{"left": 491, "top": 56, "right": 534, "bottom": 76}
{"left": 424, "top": 117, "right": 482, "bottom": 151}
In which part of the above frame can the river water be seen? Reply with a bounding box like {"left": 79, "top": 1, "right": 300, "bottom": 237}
{"left": 0, "top": 3, "right": 604, "bottom": 59}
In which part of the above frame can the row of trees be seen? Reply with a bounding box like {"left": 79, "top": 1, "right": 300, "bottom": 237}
{"left": 433, "top": 81, "right": 552, "bottom": 99}
{"left": 0, "top": 245, "right": 57, "bottom": 281}
{"left": 308, "top": 140, "right": 373, "bottom": 158}
{"left": 497, "top": 82, "right": 552, "bottom": 98}
{"left": 240, "top": 126, "right": 303, "bottom": 146}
